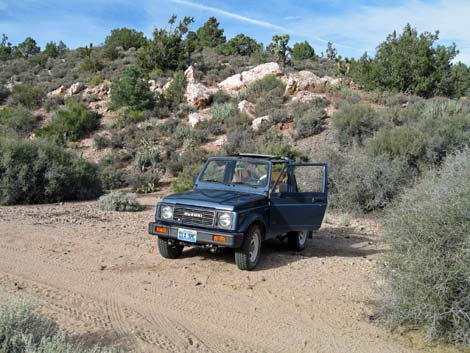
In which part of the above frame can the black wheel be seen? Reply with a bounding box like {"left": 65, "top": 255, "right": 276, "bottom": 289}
{"left": 235, "top": 225, "right": 263, "bottom": 271}
{"left": 288, "top": 231, "right": 309, "bottom": 251}
{"left": 157, "top": 237, "right": 183, "bottom": 259}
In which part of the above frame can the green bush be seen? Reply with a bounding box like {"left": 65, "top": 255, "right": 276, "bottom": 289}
{"left": 330, "top": 150, "right": 412, "bottom": 213}
{"left": 211, "top": 90, "right": 231, "bottom": 104}
{"left": 98, "top": 191, "right": 143, "bottom": 211}
{"left": 0, "top": 293, "right": 113, "bottom": 353}
{"left": 164, "top": 71, "right": 186, "bottom": 107}
{"left": 332, "top": 104, "right": 384, "bottom": 145}
{"left": 110, "top": 65, "right": 154, "bottom": 111}
{"left": 367, "top": 126, "right": 427, "bottom": 165}
{"left": 0, "top": 106, "right": 38, "bottom": 136}
{"left": 0, "top": 137, "right": 102, "bottom": 205}
{"left": 37, "top": 100, "right": 99, "bottom": 142}
{"left": 0, "top": 85, "right": 9, "bottom": 103}
{"left": 10, "top": 84, "right": 45, "bottom": 109}
{"left": 171, "top": 164, "right": 201, "bottom": 192}
{"left": 93, "top": 135, "right": 112, "bottom": 150}
{"left": 380, "top": 148, "right": 470, "bottom": 346}
{"left": 127, "top": 167, "right": 162, "bottom": 192}
{"left": 242, "top": 74, "right": 285, "bottom": 101}
{"left": 294, "top": 107, "right": 327, "bottom": 139}
{"left": 116, "top": 106, "right": 146, "bottom": 126}
{"left": 211, "top": 102, "right": 237, "bottom": 121}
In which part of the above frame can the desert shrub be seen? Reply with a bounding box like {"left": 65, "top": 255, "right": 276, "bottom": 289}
{"left": 0, "top": 293, "right": 113, "bottom": 352}
{"left": 135, "top": 140, "right": 162, "bottom": 171}
{"left": 166, "top": 147, "right": 208, "bottom": 175}
{"left": 88, "top": 74, "right": 103, "bottom": 87}
{"left": 0, "top": 138, "right": 102, "bottom": 205}
{"left": 37, "top": 100, "right": 99, "bottom": 143}
{"left": 256, "top": 130, "right": 306, "bottom": 160}
{"left": 93, "top": 135, "right": 111, "bottom": 150}
{"left": 292, "top": 98, "right": 328, "bottom": 117}
{"left": 270, "top": 108, "right": 289, "bottom": 124}
{"left": 115, "top": 106, "right": 146, "bottom": 126}
{"left": 110, "top": 65, "right": 154, "bottom": 110}
{"left": 127, "top": 167, "right": 163, "bottom": 193}
{"left": 176, "top": 102, "right": 196, "bottom": 118}
{"left": 294, "top": 107, "right": 327, "bottom": 139}
{"left": 211, "top": 90, "right": 231, "bottom": 104}
{"left": 380, "top": 149, "right": 470, "bottom": 346}
{"left": 331, "top": 150, "right": 412, "bottom": 212}
{"left": 100, "top": 167, "right": 127, "bottom": 190}
{"left": 211, "top": 102, "right": 237, "bottom": 121}
{"left": 171, "top": 164, "right": 201, "bottom": 192}
{"left": 10, "top": 84, "right": 45, "bottom": 108}
{"left": 332, "top": 104, "right": 384, "bottom": 145}
{"left": 367, "top": 126, "right": 427, "bottom": 166}
{"left": 224, "top": 127, "right": 257, "bottom": 154}
{"left": 0, "top": 106, "right": 38, "bottom": 136}
{"left": 164, "top": 71, "right": 186, "bottom": 107}
{"left": 242, "top": 74, "right": 285, "bottom": 101}
{"left": 254, "top": 88, "right": 286, "bottom": 116}
{"left": 98, "top": 191, "right": 143, "bottom": 211}
{"left": 43, "top": 95, "right": 64, "bottom": 112}
{"left": 0, "top": 85, "right": 9, "bottom": 103}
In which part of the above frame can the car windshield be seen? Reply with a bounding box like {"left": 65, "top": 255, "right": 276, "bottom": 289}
{"left": 200, "top": 159, "right": 270, "bottom": 188}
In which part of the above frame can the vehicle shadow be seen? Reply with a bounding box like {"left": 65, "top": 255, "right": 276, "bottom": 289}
{"left": 180, "top": 226, "right": 384, "bottom": 271}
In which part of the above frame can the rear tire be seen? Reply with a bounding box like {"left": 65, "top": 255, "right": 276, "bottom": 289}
{"left": 158, "top": 237, "right": 183, "bottom": 259}
{"left": 235, "top": 225, "right": 263, "bottom": 271}
{"left": 288, "top": 231, "right": 309, "bottom": 252}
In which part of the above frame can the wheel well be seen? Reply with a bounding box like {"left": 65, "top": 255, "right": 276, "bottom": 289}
{"left": 250, "top": 220, "right": 266, "bottom": 240}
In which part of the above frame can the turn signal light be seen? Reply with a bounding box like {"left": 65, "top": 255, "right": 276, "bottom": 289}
{"left": 155, "top": 226, "right": 167, "bottom": 234}
{"left": 213, "top": 235, "right": 227, "bottom": 243}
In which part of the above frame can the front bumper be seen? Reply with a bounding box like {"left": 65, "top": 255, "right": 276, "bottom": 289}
{"left": 148, "top": 222, "right": 244, "bottom": 248}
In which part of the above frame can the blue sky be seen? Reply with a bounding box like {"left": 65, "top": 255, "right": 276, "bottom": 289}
{"left": 1, "top": 0, "right": 469, "bottom": 63}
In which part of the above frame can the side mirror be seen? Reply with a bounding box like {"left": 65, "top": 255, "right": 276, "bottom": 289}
{"left": 279, "top": 183, "right": 289, "bottom": 193}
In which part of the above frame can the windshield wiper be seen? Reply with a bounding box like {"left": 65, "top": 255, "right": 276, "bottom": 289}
{"left": 227, "top": 182, "right": 259, "bottom": 189}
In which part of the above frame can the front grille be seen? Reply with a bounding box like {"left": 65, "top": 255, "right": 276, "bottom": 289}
{"left": 173, "top": 206, "right": 215, "bottom": 227}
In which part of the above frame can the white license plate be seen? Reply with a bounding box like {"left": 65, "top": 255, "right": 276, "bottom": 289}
{"left": 177, "top": 228, "right": 197, "bottom": 243}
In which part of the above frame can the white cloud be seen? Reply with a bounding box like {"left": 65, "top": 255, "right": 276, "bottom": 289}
{"left": 170, "top": 0, "right": 288, "bottom": 31}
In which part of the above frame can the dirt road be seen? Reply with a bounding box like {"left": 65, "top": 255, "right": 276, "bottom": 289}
{"left": 0, "top": 193, "right": 448, "bottom": 353}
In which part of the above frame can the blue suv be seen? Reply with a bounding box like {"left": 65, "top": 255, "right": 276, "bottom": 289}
{"left": 149, "top": 154, "right": 328, "bottom": 270}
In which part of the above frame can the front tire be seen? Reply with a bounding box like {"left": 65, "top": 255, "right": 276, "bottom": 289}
{"left": 158, "top": 237, "right": 183, "bottom": 259}
{"left": 235, "top": 225, "right": 263, "bottom": 271}
{"left": 288, "top": 231, "right": 309, "bottom": 251}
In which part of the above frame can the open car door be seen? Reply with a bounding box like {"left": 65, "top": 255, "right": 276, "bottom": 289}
{"left": 269, "top": 163, "right": 328, "bottom": 233}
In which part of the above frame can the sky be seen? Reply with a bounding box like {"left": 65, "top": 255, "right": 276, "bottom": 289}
{"left": 0, "top": 0, "right": 469, "bottom": 63}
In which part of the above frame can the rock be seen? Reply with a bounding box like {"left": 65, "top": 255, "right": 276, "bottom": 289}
{"left": 284, "top": 71, "right": 323, "bottom": 94}
{"left": 213, "top": 135, "right": 227, "bottom": 147}
{"left": 321, "top": 76, "right": 343, "bottom": 86}
{"left": 83, "top": 81, "right": 110, "bottom": 99}
{"left": 188, "top": 112, "right": 211, "bottom": 127}
{"left": 163, "top": 79, "right": 172, "bottom": 92}
{"left": 237, "top": 100, "right": 256, "bottom": 118}
{"left": 148, "top": 80, "right": 164, "bottom": 94}
{"left": 218, "top": 62, "right": 282, "bottom": 93}
{"left": 252, "top": 115, "right": 270, "bottom": 131}
{"left": 186, "top": 82, "right": 213, "bottom": 109}
{"left": 183, "top": 65, "right": 213, "bottom": 109}
{"left": 67, "top": 82, "right": 86, "bottom": 96}
{"left": 291, "top": 91, "right": 326, "bottom": 103}
{"left": 47, "top": 85, "right": 66, "bottom": 97}
{"left": 184, "top": 65, "right": 197, "bottom": 84}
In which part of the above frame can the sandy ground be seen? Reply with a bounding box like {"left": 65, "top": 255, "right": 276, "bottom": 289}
{"left": 0, "top": 192, "right": 455, "bottom": 353}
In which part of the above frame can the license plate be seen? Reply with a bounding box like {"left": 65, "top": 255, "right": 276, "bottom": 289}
{"left": 177, "top": 228, "right": 197, "bottom": 243}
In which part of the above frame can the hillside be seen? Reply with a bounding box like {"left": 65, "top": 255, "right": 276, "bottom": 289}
{"left": 0, "top": 18, "right": 469, "bottom": 352}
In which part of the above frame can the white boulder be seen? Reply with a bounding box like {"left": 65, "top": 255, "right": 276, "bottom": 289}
{"left": 188, "top": 112, "right": 211, "bottom": 127}
{"left": 219, "top": 62, "right": 282, "bottom": 93}
{"left": 252, "top": 115, "right": 270, "bottom": 131}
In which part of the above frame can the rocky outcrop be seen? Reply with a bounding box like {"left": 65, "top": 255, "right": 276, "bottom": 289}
{"left": 219, "top": 62, "right": 282, "bottom": 93}
{"left": 47, "top": 85, "right": 66, "bottom": 97}
{"left": 188, "top": 112, "right": 211, "bottom": 127}
{"left": 291, "top": 91, "right": 327, "bottom": 103}
{"left": 284, "top": 71, "right": 345, "bottom": 95}
{"left": 237, "top": 100, "right": 256, "bottom": 118}
{"left": 284, "top": 71, "right": 323, "bottom": 94}
{"left": 252, "top": 115, "right": 270, "bottom": 131}
{"left": 184, "top": 66, "right": 213, "bottom": 109}
{"left": 148, "top": 80, "right": 164, "bottom": 94}
{"left": 66, "top": 82, "right": 86, "bottom": 96}
{"left": 83, "top": 81, "right": 111, "bottom": 99}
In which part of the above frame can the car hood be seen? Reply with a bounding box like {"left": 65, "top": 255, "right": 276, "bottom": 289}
{"left": 161, "top": 188, "right": 267, "bottom": 211}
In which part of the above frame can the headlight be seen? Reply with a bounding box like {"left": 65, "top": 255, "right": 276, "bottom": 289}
{"left": 218, "top": 212, "right": 232, "bottom": 228}
{"left": 161, "top": 205, "right": 174, "bottom": 219}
